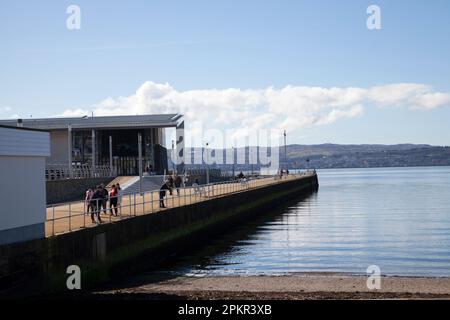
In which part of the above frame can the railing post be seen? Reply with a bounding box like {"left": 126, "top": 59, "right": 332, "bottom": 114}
{"left": 95, "top": 198, "right": 99, "bottom": 223}
{"left": 52, "top": 206, "right": 55, "bottom": 236}
{"left": 133, "top": 194, "right": 136, "bottom": 216}
{"left": 128, "top": 194, "right": 131, "bottom": 217}
{"left": 68, "top": 203, "right": 72, "bottom": 232}
{"left": 151, "top": 192, "right": 153, "bottom": 213}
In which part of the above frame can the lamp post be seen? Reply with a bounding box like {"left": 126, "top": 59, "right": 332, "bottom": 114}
{"left": 67, "top": 124, "right": 72, "bottom": 178}
{"left": 283, "top": 130, "right": 287, "bottom": 172}
{"left": 91, "top": 129, "right": 96, "bottom": 177}
{"left": 205, "top": 142, "right": 210, "bottom": 184}
{"left": 232, "top": 146, "right": 235, "bottom": 178}
{"left": 109, "top": 135, "right": 113, "bottom": 176}
{"left": 171, "top": 139, "right": 175, "bottom": 173}
{"left": 138, "top": 132, "right": 143, "bottom": 195}
{"left": 250, "top": 146, "right": 253, "bottom": 176}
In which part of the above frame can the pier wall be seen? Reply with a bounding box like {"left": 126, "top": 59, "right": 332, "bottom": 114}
{"left": 46, "top": 177, "right": 114, "bottom": 204}
{"left": 0, "top": 174, "right": 318, "bottom": 297}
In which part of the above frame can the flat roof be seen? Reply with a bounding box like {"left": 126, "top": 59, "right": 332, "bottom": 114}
{"left": 0, "top": 125, "right": 50, "bottom": 157}
{"left": 0, "top": 114, "right": 183, "bottom": 130}
{"left": 0, "top": 124, "right": 49, "bottom": 132}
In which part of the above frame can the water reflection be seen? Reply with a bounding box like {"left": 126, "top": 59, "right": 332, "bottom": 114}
{"left": 156, "top": 167, "right": 450, "bottom": 277}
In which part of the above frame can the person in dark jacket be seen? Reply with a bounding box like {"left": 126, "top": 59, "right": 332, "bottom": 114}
{"left": 90, "top": 185, "right": 104, "bottom": 223}
{"left": 100, "top": 183, "right": 109, "bottom": 214}
{"left": 159, "top": 181, "right": 170, "bottom": 208}
{"left": 109, "top": 184, "right": 119, "bottom": 216}
{"left": 174, "top": 175, "right": 182, "bottom": 196}
{"left": 168, "top": 175, "right": 174, "bottom": 195}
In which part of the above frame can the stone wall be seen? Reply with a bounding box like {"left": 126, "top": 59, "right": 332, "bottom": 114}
{"left": 46, "top": 177, "right": 114, "bottom": 204}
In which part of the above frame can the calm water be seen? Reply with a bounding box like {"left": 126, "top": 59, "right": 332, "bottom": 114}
{"left": 156, "top": 167, "right": 450, "bottom": 277}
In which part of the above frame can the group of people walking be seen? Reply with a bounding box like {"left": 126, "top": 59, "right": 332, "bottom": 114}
{"left": 84, "top": 183, "right": 122, "bottom": 224}
{"left": 83, "top": 172, "right": 256, "bottom": 222}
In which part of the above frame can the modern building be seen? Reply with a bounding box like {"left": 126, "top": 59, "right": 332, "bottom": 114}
{"left": 0, "top": 125, "right": 50, "bottom": 244}
{"left": 0, "top": 114, "right": 184, "bottom": 176}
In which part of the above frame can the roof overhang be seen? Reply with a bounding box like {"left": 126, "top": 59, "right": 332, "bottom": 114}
{"left": 0, "top": 114, "right": 183, "bottom": 130}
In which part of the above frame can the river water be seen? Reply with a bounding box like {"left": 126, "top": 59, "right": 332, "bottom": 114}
{"left": 152, "top": 167, "right": 450, "bottom": 277}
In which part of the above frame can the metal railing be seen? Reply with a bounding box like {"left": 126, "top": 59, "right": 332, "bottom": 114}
{"left": 46, "top": 164, "right": 115, "bottom": 180}
{"left": 45, "top": 170, "right": 316, "bottom": 237}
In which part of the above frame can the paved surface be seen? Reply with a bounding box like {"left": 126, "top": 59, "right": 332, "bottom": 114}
{"left": 106, "top": 176, "right": 137, "bottom": 188}
{"left": 46, "top": 174, "right": 310, "bottom": 237}
{"left": 121, "top": 176, "right": 165, "bottom": 196}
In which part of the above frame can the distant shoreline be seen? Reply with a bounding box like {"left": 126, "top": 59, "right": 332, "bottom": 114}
{"left": 312, "top": 164, "right": 450, "bottom": 170}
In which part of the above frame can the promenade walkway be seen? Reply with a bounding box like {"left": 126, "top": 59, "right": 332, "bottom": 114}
{"left": 45, "top": 173, "right": 314, "bottom": 237}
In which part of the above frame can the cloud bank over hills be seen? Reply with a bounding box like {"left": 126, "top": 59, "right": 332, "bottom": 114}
{"left": 59, "top": 81, "right": 450, "bottom": 138}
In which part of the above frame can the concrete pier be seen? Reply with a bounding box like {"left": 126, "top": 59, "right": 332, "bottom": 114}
{"left": 45, "top": 174, "right": 315, "bottom": 236}
{"left": 0, "top": 173, "right": 318, "bottom": 297}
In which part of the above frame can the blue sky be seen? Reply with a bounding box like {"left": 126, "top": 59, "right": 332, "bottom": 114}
{"left": 1, "top": 0, "right": 449, "bottom": 145}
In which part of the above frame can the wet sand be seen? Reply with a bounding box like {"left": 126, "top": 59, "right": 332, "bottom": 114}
{"left": 93, "top": 274, "right": 450, "bottom": 300}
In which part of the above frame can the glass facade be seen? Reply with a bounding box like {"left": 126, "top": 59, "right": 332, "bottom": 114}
{"left": 72, "top": 130, "right": 92, "bottom": 164}
{"left": 72, "top": 128, "right": 168, "bottom": 175}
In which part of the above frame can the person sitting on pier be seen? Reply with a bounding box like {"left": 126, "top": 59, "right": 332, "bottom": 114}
{"left": 90, "top": 185, "right": 104, "bottom": 223}
{"left": 237, "top": 171, "right": 248, "bottom": 186}
{"left": 192, "top": 178, "right": 202, "bottom": 195}
{"left": 159, "top": 181, "right": 170, "bottom": 208}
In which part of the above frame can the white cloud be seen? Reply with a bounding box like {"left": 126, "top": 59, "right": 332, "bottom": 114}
{"left": 410, "top": 92, "right": 450, "bottom": 110}
{"left": 367, "top": 83, "right": 450, "bottom": 110}
{"left": 0, "top": 106, "right": 12, "bottom": 114}
{"left": 0, "top": 106, "right": 19, "bottom": 119}
{"left": 367, "top": 83, "right": 429, "bottom": 106}
{"left": 58, "top": 81, "right": 449, "bottom": 139}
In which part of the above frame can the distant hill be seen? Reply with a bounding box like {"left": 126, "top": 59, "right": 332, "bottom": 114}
{"left": 285, "top": 144, "right": 450, "bottom": 169}
{"left": 170, "top": 144, "right": 450, "bottom": 170}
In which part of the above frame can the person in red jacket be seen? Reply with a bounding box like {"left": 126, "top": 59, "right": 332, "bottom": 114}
{"left": 109, "top": 184, "right": 119, "bottom": 216}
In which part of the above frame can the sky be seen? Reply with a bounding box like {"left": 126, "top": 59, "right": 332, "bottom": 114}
{"left": 0, "top": 0, "right": 450, "bottom": 146}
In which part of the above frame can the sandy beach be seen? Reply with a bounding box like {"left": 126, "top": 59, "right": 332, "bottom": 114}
{"left": 93, "top": 274, "right": 450, "bottom": 300}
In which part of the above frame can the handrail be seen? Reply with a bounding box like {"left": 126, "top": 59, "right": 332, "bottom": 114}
{"left": 45, "top": 170, "right": 316, "bottom": 236}
{"left": 46, "top": 164, "right": 116, "bottom": 181}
